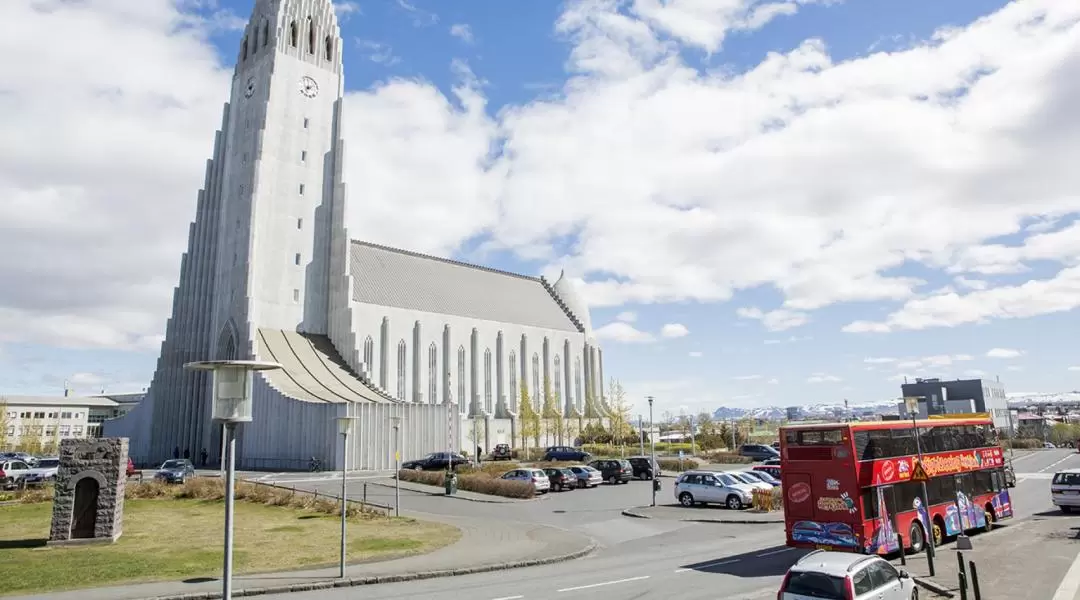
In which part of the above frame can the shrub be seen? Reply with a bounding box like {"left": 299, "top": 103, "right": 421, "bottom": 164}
{"left": 397, "top": 469, "right": 535, "bottom": 499}
{"left": 1002, "top": 438, "right": 1043, "bottom": 449}
{"left": 456, "top": 462, "right": 520, "bottom": 477}
{"left": 698, "top": 450, "right": 753, "bottom": 464}
{"left": 123, "top": 478, "right": 383, "bottom": 519}
{"left": 657, "top": 458, "right": 700, "bottom": 472}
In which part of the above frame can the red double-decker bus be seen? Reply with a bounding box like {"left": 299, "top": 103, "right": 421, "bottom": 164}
{"left": 779, "top": 416, "right": 1013, "bottom": 555}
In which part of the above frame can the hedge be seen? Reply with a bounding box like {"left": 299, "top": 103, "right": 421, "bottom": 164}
{"left": 1002, "top": 438, "right": 1045, "bottom": 449}
{"left": 698, "top": 450, "right": 754, "bottom": 464}
{"left": 657, "top": 458, "right": 700, "bottom": 472}
{"left": 397, "top": 469, "right": 535, "bottom": 499}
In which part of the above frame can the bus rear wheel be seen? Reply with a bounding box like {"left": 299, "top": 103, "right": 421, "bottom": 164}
{"left": 908, "top": 522, "right": 926, "bottom": 554}
{"left": 931, "top": 520, "right": 944, "bottom": 547}
{"left": 983, "top": 508, "right": 995, "bottom": 533}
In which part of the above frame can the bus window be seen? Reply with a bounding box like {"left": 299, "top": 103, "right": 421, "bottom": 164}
{"left": 797, "top": 429, "right": 843, "bottom": 445}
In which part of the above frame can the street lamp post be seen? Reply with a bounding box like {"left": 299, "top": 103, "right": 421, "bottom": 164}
{"left": 648, "top": 396, "right": 656, "bottom": 507}
{"left": 390, "top": 416, "right": 402, "bottom": 517}
{"left": 904, "top": 396, "right": 937, "bottom": 576}
{"left": 184, "top": 360, "right": 282, "bottom": 600}
{"left": 639, "top": 414, "right": 645, "bottom": 456}
{"left": 335, "top": 415, "right": 358, "bottom": 578}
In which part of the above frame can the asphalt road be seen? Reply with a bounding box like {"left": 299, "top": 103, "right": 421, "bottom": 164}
{"left": 248, "top": 449, "right": 1080, "bottom": 600}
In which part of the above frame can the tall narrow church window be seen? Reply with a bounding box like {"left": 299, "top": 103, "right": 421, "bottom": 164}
{"left": 293, "top": 289, "right": 300, "bottom": 302}
{"left": 262, "top": 21, "right": 269, "bottom": 47}
{"left": 575, "top": 358, "right": 583, "bottom": 411}
{"left": 324, "top": 36, "right": 333, "bottom": 61}
{"left": 294, "top": 253, "right": 301, "bottom": 265}
{"left": 300, "top": 150, "right": 307, "bottom": 162}
{"left": 484, "top": 349, "right": 493, "bottom": 414}
{"left": 303, "top": 118, "right": 309, "bottom": 129}
{"left": 396, "top": 340, "right": 406, "bottom": 401}
{"left": 428, "top": 343, "right": 437, "bottom": 404}
{"left": 363, "top": 336, "right": 374, "bottom": 378}
{"left": 289, "top": 21, "right": 298, "bottom": 47}
{"left": 553, "top": 355, "right": 562, "bottom": 407}
{"left": 457, "top": 346, "right": 466, "bottom": 414}
{"left": 307, "top": 17, "right": 315, "bottom": 54}
{"left": 508, "top": 351, "right": 517, "bottom": 412}
{"left": 298, "top": 183, "right": 305, "bottom": 195}
{"left": 531, "top": 353, "right": 540, "bottom": 411}
{"left": 297, "top": 217, "right": 303, "bottom": 229}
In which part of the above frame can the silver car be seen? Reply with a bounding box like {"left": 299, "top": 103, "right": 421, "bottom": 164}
{"left": 568, "top": 465, "right": 603, "bottom": 488}
{"left": 501, "top": 468, "right": 551, "bottom": 494}
{"left": 674, "top": 470, "right": 756, "bottom": 510}
{"left": 730, "top": 470, "right": 776, "bottom": 490}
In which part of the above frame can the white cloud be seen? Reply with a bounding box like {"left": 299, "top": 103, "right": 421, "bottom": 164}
{"left": 356, "top": 39, "right": 402, "bottom": 65}
{"left": 6, "top": 0, "right": 1080, "bottom": 355}
{"left": 660, "top": 323, "right": 690, "bottom": 338}
{"left": 450, "top": 23, "right": 474, "bottom": 43}
{"left": 688, "top": 351, "right": 703, "bottom": 357}
{"left": 764, "top": 335, "right": 811, "bottom": 344}
{"left": 767, "top": 377, "right": 780, "bottom": 384}
{"left": 594, "top": 321, "right": 655, "bottom": 343}
{"left": 963, "top": 369, "right": 987, "bottom": 378}
{"left": 737, "top": 307, "right": 809, "bottom": 332}
{"left": 807, "top": 373, "right": 842, "bottom": 383}
{"left": 986, "top": 347, "right": 1023, "bottom": 359}
{"left": 954, "top": 276, "right": 988, "bottom": 291}
{"left": 333, "top": 1, "right": 362, "bottom": 19}
{"left": 615, "top": 311, "right": 638, "bottom": 322}
{"left": 733, "top": 374, "right": 762, "bottom": 381}
{"left": 396, "top": 0, "right": 439, "bottom": 26}
{"left": 1069, "top": 366, "right": 1080, "bottom": 372}
{"left": 864, "top": 357, "right": 896, "bottom": 364}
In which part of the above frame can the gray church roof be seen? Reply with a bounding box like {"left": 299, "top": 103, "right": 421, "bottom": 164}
{"left": 350, "top": 241, "right": 581, "bottom": 333}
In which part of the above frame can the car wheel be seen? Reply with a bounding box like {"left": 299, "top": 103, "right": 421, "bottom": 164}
{"left": 911, "top": 586, "right": 919, "bottom": 600}
{"left": 679, "top": 492, "right": 695, "bottom": 507}
{"left": 1064, "top": 506, "right": 1073, "bottom": 514}
{"left": 908, "top": 521, "right": 926, "bottom": 554}
{"left": 608, "top": 476, "right": 616, "bottom": 485}
{"left": 983, "top": 509, "right": 994, "bottom": 533}
{"left": 726, "top": 495, "right": 743, "bottom": 510}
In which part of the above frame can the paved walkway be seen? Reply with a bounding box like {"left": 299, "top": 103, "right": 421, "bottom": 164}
{"left": 623, "top": 504, "right": 784, "bottom": 524}
{"left": 365, "top": 478, "right": 543, "bottom": 503}
{"left": 902, "top": 515, "right": 1080, "bottom": 599}
{"left": 11, "top": 512, "right": 594, "bottom": 600}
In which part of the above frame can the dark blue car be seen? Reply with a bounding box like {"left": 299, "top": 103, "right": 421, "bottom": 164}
{"left": 542, "top": 446, "right": 591, "bottom": 462}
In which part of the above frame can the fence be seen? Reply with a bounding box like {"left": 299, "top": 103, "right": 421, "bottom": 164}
{"left": 244, "top": 479, "right": 394, "bottom": 516}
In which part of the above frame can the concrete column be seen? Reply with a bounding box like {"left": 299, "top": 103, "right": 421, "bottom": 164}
{"left": 470, "top": 328, "right": 480, "bottom": 416}
{"left": 443, "top": 325, "right": 451, "bottom": 405}
{"left": 519, "top": 334, "right": 528, "bottom": 410}
{"left": 563, "top": 339, "right": 573, "bottom": 416}
{"left": 542, "top": 337, "right": 551, "bottom": 410}
{"left": 412, "top": 321, "right": 422, "bottom": 403}
{"left": 598, "top": 347, "right": 605, "bottom": 402}
{"left": 379, "top": 317, "right": 389, "bottom": 389}
{"left": 583, "top": 342, "right": 593, "bottom": 406}
{"left": 496, "top": 331, "right": 506, "bottom": 416}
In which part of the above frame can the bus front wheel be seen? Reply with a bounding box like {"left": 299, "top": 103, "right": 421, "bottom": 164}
{"left": 908, "top": 522, "right": 926, "bottom": 554}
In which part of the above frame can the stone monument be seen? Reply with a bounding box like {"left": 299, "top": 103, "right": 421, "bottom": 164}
{"left": 48, "top": 437, "right": 128, "bottom": 546}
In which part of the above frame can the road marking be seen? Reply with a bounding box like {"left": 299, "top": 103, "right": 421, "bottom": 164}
{"left": 491, "top": 596, "right": 524, "bottom": 600}
{"left": 1051, "top": 548, "right": 1080, "bottom": 600}
{"left": 675, "top": 558, "right": 739, "bottom": 573}
{"left": 756, "top": 548, "right": 793, "bottom": 557}
{"left": 557, "top": 576, "right": 650, "bottom": 592}
{"left": 1040, "top": 455, "right": 1076, "bottom": 473}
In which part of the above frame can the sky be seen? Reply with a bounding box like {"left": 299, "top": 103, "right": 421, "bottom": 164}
{"left": 1, "top": 0, "right": 1079, "bottom": 418}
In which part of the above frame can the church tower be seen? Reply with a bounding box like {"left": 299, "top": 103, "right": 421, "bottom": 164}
{"left": 144, "top": 0, "right": 352, "bottom": 461}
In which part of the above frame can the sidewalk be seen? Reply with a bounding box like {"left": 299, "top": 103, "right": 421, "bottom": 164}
{"left": 366, "top": 478, "right": 545, "bottom": 504}
{"left": 901, "top": 515, "right": 1080, "bottom": 599}
{"left": 622, "top": 504, "right": 784, "bottom": 524}
{"left": 11, "top": 512, "right": 595, "bottom": 600}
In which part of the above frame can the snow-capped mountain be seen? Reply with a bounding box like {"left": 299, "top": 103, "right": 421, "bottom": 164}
{"left": 713, "top": 400, "right": 900, "bottom": 421}
{"left": 1007, "top": 391, "right": 1080, "bottom": 405}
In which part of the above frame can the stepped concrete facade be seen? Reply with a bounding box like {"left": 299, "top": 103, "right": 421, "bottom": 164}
{"left": 104, "top": 0, "right": 608, "bottom": 471}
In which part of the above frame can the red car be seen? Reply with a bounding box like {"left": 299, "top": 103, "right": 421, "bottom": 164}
{"left": 753, "top": 464, "right": 780, "bottom": 479}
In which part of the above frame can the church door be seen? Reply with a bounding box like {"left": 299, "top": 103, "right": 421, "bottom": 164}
{"left": 71, "top": 477, "right": 100, "bottom": 538}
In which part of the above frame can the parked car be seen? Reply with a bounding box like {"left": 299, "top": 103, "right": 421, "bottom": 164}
{"left": 127, "top": 457, "right": 137, "bottom": 477}
{"left": 28, "top": 457, "right": 59, "bottom": 481}
{"left": 490, "top": 444, "right": 514, "bottom": 461}
{"left": 501, "top": 468, "right": 551, "bottom": 494}
{"left": 739, "top": 469, "right": 780, "bottom": 487}
{"left": 543, "top": 446, "right": 591, "bottom": 462}
{"left": 1052, "top": 469, "right": 1080, "bottom": 513}
{"left": 567, "top": 465, "right": 603, "bottom": 488}
{"left": 0, "top": 452, "right": 38, "bottom": 467}
{"left": 770, "top": 441, "right": 781, "bottom": 449}
{"left": 0, "top": 460, "right": 36, "bottom": 489}
{"left": 588, "top": 459, "right": 633, "bottom": 484}
{"left": 401, "top": 452, "right": 470, "bottom": 471}
{"left": 763, "top": 458, "right": 782, "bottom": 466}
{"left": 752, "top": 464, "right": 781, "bottom": 479}
{"left": 627, "top": 456, "right": 661, "bottom": 479}
{"left": 728, "top": 471, "right": 774, "bottom": 490}
{"left": 154, "top": 459, "right": 196, "bottom": 484}
{"left": 543, "top": 468, "right": 578, "bottom": 491}
{"left": 739, "top": 444, "right": 780, "bottom": 461}
{"left": 674, "top": 470, "right": 756, "bottom": 509}
{"left": 778, "top": 550, "right": 917, "bottom": 600}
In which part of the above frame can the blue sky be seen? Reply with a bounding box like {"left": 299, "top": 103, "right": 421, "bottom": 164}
{"left": 2, "top": 0, "right": 1079, "bottom": 417}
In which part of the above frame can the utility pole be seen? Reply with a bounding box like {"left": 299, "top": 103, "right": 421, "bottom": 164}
{"left": 648, "top": 396, "right": 657, "bottom": 507}
{"left": 639, "top": 414, "right": 645, "bottom": 456}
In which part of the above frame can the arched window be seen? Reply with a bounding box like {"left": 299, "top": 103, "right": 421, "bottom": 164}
{"left": 396, "top": 339, "right": 406, "bottom": 401}
{"left": 553, "top": 354, "right": 562, "bottom": 407}
{"left": 363, "top": 336, "right": 374, "bottom": 378}
{"left": 457, "top": 346, "right": 466, "bottom": 414}
{"left": 262, "top": 21, "right": 269, "bottom": 47}
{"left": 324, "top": 35, "right": 333, "bottom": 60}
{"left": 428, "top": 343, "right": 438, "bottom": 404}
{"left": 508, "top": 351, "right": 517, "bottom": 412}
{"left": 307, "top": 17, "right": 315, "bottom": 54}
{"left": 575, "top": 357, "right": 583, "bottom": 411}
{"left": 241, "top": 36, "right": 248, "bottom": 61}
{"left": 289, "top": 21, "right": 298, "bottom": 47}
{"left": 484, "top": 349, "right": 493, "bottom": 414}
{"left": 531, "top": 353, "right": 540, "bottom": 411}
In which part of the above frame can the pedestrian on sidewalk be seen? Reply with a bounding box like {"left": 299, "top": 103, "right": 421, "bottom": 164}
{"left": 200, "top": 448, "right": 208, "bottom": 467}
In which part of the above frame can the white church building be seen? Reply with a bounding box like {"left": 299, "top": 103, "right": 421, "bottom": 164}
{"left": 104, "top": 0, "right": 610, "bottom": 471}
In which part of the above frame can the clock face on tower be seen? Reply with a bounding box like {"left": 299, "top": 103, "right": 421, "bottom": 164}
{"left": 244, "top": 76, "right": 256, "bottom": 98}
{"left": 299, "top": 76, "right": 319, "bottom": 98}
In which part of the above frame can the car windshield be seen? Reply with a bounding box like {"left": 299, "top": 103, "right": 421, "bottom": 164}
{"left": 38, "top": 459, "right": 59, "bottom": 468}
{"left": 586, "top": 466, "right": 600, "bottom": 473}
{"left": 784, "top": 571, "right": 847, "bottom": 599}
{"left": 731, "top": 472, "right": 758, "bottom": 484}
{"left": 161, "top": 460, "right": 185, "bottom": 469}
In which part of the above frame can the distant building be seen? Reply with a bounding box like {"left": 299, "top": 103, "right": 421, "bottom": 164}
{"left": 786, "top": 406, "right": 803, "bottom": 421}
{"left": 897, "top": 377, "right": 1012, "bottom": 431}
{"left": 0, "top": 395, "right": 121, "bottom": 451}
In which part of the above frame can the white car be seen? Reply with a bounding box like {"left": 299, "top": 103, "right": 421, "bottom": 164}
{"left": 779, "top": 550, "right": 918, "bottom": 600}
{"left": 729, "top": 470, "right": 775, "bottom": 490}
{"left": 1052, "top": 469, "right": 1080, "bottom": 512}
{"left": 0, "top": 460, "right": 37, "bottom": 488}
{"left": 28, "top": 457, "right": 59, "bottom": 481}
{"left": 501, "top": 468, "right": 551, "bottom": 494}
{"left": 674, "top": 470, "right": 756, "bottom": 510}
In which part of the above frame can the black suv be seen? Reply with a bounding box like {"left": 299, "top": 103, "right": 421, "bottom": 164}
{"left": 543, "top": 446, "right": 591, "bottom": 462}
{"left": 588, "top": 459, "right": 633, "bottom": 484}
{"left": 490, "top": 444, "right": 513, "bottom": 461}
{"left": 401, "top": 452, "right": 469, "bottom": 471}
{"left": 627, "top": 456, "right": 661, "bottom": 479}
{"left": 739, "top": 444, "right": 780, "bottom": 461}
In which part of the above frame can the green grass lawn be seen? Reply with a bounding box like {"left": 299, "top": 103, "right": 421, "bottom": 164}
{"left": 0, "top": 498, "right": 459, "bottom": 596}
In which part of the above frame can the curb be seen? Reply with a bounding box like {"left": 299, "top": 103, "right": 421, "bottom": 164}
{"left": 913, "top": 577, "right": 955, "bottom": 598}
{"left": 621, "top": 507, "right": 784, "bottom": 524}
{"left": 136, "top": 542, "right": 598, "bottom": 600}
{"left": 366, "top": 481, "right": 547, "bottom": 504}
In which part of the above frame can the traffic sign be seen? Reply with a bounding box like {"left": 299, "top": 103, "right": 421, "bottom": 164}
{"left": 911, "top": 460, "right": 929, "bottom": 482}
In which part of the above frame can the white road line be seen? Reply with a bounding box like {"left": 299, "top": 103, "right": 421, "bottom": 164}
{"left": 1040, "top": 455, "right": 1076, "bottom": 473}
{"left": 756, "top": 548, "right": 794, "bottom": 557}
{"left": 490, "top": 596, "right": 524, "bottom": 600}
{"left": 557, "top": 576, "right": 650, "bottom": 592}
{"left": 1051, "top": 549, "right": 1080, "bottom": 600}
{"left": 675, "top": 559, "right": 739, "bottom": 573}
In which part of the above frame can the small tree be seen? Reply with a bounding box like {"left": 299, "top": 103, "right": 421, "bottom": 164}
{"left": 0, "top": 400, "right": 9, "bottom": 452}
{"left": 18, "top": 418, "right": 44, "bottom": 455}
{"left": 519, "top": 379, "right": 541, "bottom": 451}
{"left": 606, "top": 378, "right": 633, "bottom": 446}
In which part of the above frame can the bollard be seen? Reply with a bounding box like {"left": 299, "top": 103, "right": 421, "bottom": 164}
{"left": 897, "top": 533, "right": 906, "bottom": 565}
{"left": 957, "top": 552, "right": 969, "bottom": 600}
{"left": 363, "top": 482, "right": 368, "bottom": 504}
{"left": 970, "top": 561, "right": 982, "bottom": 600}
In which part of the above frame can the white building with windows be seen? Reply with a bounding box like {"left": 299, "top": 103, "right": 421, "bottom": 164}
{"left": 1, "top": 395, "right": 120, "bottom": 451}
{"left": 104, "top": 0, "right": 609, "bottom": 470}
